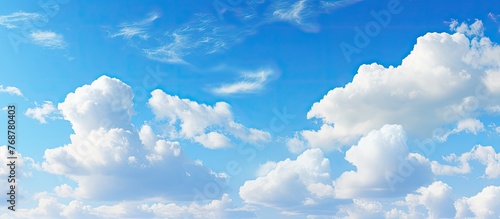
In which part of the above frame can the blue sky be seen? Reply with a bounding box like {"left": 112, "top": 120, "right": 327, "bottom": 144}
{"left": 1, "top": 0, "right": 500, "bottom": 218}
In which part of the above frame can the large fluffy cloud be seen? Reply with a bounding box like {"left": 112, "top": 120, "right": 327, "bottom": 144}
{"left": 288, "top": 20, "right": 500, "bottom": 151}
{"left": 333, "top": 124, "right": 433, "bottom": 199}
{"left": 455, "top": 186, "right": 500, "bottom": 219}
{"left": 239, "top": 148, "right": 341, "bottom": 213}
{"left": 42, "top": 76, "right": 225, "bottom": 201}
{"left": 148, "top": 89, "right": 271, "bottom": 149}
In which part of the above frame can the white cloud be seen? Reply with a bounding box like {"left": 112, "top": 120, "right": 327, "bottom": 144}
{"left": 144, "top": 194, "right": 255, "bottom": 219}
{"left": 111, "top": 27, "right": 148, "bottom": 39}
{"left": 0, "top": 85, "right": 23, "bottom": 96}
{"left": 395, "top": 181, "right": 456, "bottom": 219}
{"left": 455, "top": 186, "right": 500, "bottom": 219}
{"left": 431, "top": 145, "right": 500, "bottom": 178}
{"left": 211, "top": 69, "right": 274, "bottom": 95}
{"left": 333, "top": 124, "right": 433, "bottom": 199}
{"left": 6, "top": 192, "right": 253, "bottom": 219}
{"left": 289, "top": 20, "right": 500, "bottom": 151}
{"left": 271, "top": 0, "right": 312, "bottom": 28}
{"left": 30, "top": 30, "right": 67, "bottom": 49}
{"left": 121, "top": 1, "right": 361, "bottom": 63}
{"left": 336, "top": 199, "right": 385, "bottom": 219}
{"left": 193, "top": 132, "right": 233, "bottom": 149}
{"left": 111, "top": 12, "right": 159, "bottom": 40}
{"left": 240, "top": 148, "right": 339, "bottom": 212}
{"left": 449, "top": 19, "right": 484, "bottom": 37}
{"left": 143, "top": 13, "right": 253, "bottom": 64}
{"left": 42, "top": 75, "right": 225, "bottom": 201}
{"left": 25, "top": 101, "right": 59, "bottom": 123}
{"left": 0, "top": 11, "right": 46, "bottom": 29}
{"left": 435, "top": 118, "right": 485, "bottom": 141}
{"left": 148, "top": 89, "right": 271, "bottom": 148}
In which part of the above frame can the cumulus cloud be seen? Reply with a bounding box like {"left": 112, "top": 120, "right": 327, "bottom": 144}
{"left": 336, "top": 199, "right": 385, "bottom": 219}
{"left": 333, "top": 124, "right": 433, "bottom": 199}
{"left": 0, "top": 85, "right": 23, "bottom": 97}
{"left": 288, "top": 20, "right": 500, "bottom": 152}
{"left": 431, "top": 145, "right": 500, "bottom": 178}
{"left": 455, "top": 186, "right": 500, "bottom": 219}
{"left": 5, "top": 192, "right": 253, "bottom": 219}
{"left": 239, "top": 148, "right": 343, "bottom": 214}
{"left": 42, "top": 75, "right": 225, "bottom": 201}
{"left": 148, "top": 89, "right": 271, "bottom": 149}
{"left": 25, "top": 101, "right": 60, "bottom": 123}
{"left": 211, "top": 69, "right": 275, "bottom": 95}
{"left": 392, "top": 181, "right": 456, "bottom": 219}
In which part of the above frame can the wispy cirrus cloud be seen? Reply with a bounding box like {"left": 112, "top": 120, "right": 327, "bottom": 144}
{"left": 211, "top": 69, "right": 275, "bottom": 95}
{"left": 143, "top": 13, "right": 254, "bottom": 64}
{"left": 0, "top": 11, "right": 68, "bottom": 50}
{"left": 110, "top": 12, "right": 160, "bottom": 40}
{"left": 0, "top": 11, "right": 46, "bottom": 29}
{"left": 112, "top": 0, "right": 361, "bottom": 64}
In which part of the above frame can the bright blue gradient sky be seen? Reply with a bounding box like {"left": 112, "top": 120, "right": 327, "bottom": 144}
{"left": 1, "top": 0, "right": 500, "bottom": 218}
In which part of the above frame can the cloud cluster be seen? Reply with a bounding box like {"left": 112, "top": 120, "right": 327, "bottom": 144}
{"left": 431, "top": 145, "right": 500, "bottom": 178}
{"left": 455, "top": 186, "right": 500, "bottom": 218}
{"left": 333, "top": 124, "right": 433, "bottom": 199}
{"left": 148, "top": 89, "right": 271, "bottom": 149}
{"left": 3, "top": 192, "right": 253, "bottom": 219}
{"left": 240, "top": 124, "right": 434, "bottom": 215}
{"left": 288, "top": 20, "right": 500, "bottom": 152}
{"left": 42, "top": 76, "right": 225, "bottom": 201}
{"left": 388, "top": 182, "right": 500, "bottom": 219}
{"left": 239, "top": 148, "right": 336, "bottom": 210}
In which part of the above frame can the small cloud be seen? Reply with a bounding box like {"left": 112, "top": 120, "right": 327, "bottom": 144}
{"left": 110, "top": 12, "right": 160, "bottom": 40}
{"left": 30, "top": 30, "right": 67, "bottom": 49}
{"left": 111, "top": 27, "right": 148, "bottom": 39}
{"left": 488, "top": 12, "right": 499, "bottom": 23}
{"left": 449, "top": 19, "right": 484, "bottom": 37}
{"left": 435, "top": 118, "right": 485, "bottom": 141}
{"left": 211, "top": 69, "right": 275, "bottom": 95}
{"left": 25, "top": 101, "right": 60, "bottom": 123}
{"left": 0, "top": 85, "right": 23, "bottom": 96}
